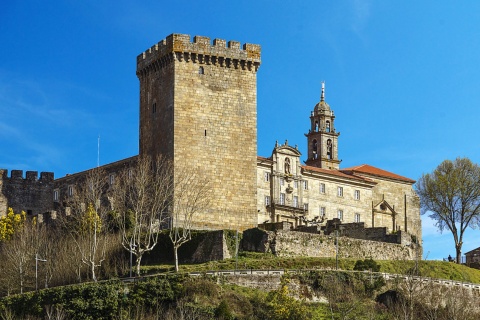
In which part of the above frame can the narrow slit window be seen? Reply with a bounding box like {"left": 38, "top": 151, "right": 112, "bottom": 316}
{"left": 199, "top": 66, "right": 204, "bottom": 74}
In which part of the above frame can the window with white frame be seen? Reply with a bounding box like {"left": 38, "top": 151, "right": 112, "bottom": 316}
{"left": 280, "top": 193, "right": 285, "bottom": 205}
{"left": 53, "top": 189, "right": 59, "bottom": 202}
{"left": 303, "top": 180, "right": 308, "bottom": 190}
{"left": 304, "top": 203, "right": 309, "bottom": 211}
{"left": 68, "top": 185, "right": 74, "bottom": 197}
{"left": 320, "top": 183, "right": 325, "bottom": 194}
{"left": 354, "top": 213, "right": 361, "bottom": 222}
{"left": 337, "top": 186, "right": 343, "bottom": 197}
{"left": 320, "top": 206, "right": 326, "bottom": 217}
{"left": 264, "top": 171, "right": 270, "bottom": 182}
{"left": 337, "top": 209, "right": 343, "bottom": 220}
{"left": 354, "top": 190, "right": 360, "bottom": 200}
{"left": 109, "top": 174, "right": 115, "bottom": 185}
{"left": 280, "top": 178, "right": 284, "bottom": 186}
{"left": 293, "top": 196, "right": 298, "bottom": 207}
{"left": 265, "top": 196, "right": 271, "bottom": 206}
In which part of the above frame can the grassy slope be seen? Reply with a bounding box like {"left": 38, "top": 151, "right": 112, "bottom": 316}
{"left": 141, "top": 252, "right": 480, "bottom": 284}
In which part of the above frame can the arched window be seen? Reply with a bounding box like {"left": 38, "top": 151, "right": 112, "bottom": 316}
{"left": 284, "top": 157, "right": 291, "bottom": 174}
{"left": 326, "top": 121, "right": 330, "bottom": 132}
{"left": 312, "top": 139, "right": 318, "bottom": 159}
{"left": 198, "top": 66, "right": 204, "bottom": 75}
{"left": 315, "top": 121, "right": 319, "bottom": 132}
{"left": 327, "top": 139, "right": 332, "bottom": 159}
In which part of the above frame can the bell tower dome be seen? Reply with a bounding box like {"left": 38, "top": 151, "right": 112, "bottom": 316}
{"left": 305, "top": 82, "right": 341, "bottom": 169}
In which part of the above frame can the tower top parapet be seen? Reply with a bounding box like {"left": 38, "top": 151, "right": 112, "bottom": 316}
{"left": 136, "top": 33, "right": 261, "bottom": 76}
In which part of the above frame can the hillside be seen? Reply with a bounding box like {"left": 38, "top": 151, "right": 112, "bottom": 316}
{"left": 2, "top": 256, "right": 480, "bottom": 319}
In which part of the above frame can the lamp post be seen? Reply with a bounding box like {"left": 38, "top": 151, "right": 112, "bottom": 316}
{"left": 35, "top": 253, "right": 47, "bottom": 291}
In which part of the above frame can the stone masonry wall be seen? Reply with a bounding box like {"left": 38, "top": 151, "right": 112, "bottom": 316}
{"left": 137, "top": 34, "right": 261, "bottom": 231}
{"left": 242, "top": 228, "right": 417, "bottom": 260}
{"left": 0, "top": 169, "right": 54, "bottom": 217}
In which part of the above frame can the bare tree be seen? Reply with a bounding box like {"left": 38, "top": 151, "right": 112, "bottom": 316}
{"left": 62, "top": 167, "right": 110, "bottom": 282}
{"left": 111, "top": 155, "right": 174, "bottom": 276}
{"left": 416, "top": 157, "right": 480, "bottom": 263}
{"left": 169, "top": 168, "right": 211, "bottom": 272}
{"left": 1, "top": 214, "right": 40, "bottom": 294}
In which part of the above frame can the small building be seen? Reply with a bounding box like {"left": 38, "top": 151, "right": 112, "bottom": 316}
{"left": 465, "top": 247, "right": 480, "bottom": 268}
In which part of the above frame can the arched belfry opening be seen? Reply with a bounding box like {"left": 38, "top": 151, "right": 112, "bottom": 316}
{"left": 305, "top": 81, "right": 341, "bottom": 169}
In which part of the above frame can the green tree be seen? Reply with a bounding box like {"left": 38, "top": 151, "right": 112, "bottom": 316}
{"left": 0, "top": 208, "right": 26, "bottom": 242}
{"left": 416, "top": 157, "right": 480, "bottom": 263}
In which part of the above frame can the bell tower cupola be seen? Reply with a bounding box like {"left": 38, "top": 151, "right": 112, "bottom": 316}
{"left": 305, "top": 82, "right": 341, "bottom": 169}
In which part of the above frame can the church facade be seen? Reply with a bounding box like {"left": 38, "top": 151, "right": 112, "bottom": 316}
{"left": 256, "top": 83, "right": 421, "bottom": 240}
{"left": 0, "top": 33, "right": 421, "bottom": 242}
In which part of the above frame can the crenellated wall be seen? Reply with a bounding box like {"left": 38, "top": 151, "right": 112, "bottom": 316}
{"left": 136, "top": 33, "right": 261, "bottom": 77}
{"left": 0, "top": 169, "right": 54, "bottom": 217}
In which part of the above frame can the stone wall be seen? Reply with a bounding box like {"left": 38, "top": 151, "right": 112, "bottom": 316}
{"left": 242, "top": 228, "right": 418, "bottom": 260}
{"left": 137, "top": 34, "right": 261, "bottom": 231}
{"left": 0, "top": 169, "right": 54, "bottom": 217}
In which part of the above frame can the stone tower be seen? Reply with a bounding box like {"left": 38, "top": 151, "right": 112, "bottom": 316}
{"left": 136, "top": 34, "right": 261, "bottom": 230}
{"left": 305, "top": 83, "right": 341, "bottom": 169}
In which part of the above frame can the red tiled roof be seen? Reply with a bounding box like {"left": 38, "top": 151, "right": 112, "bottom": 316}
{"left": 301, "top": 165, "right": 375, "bottom": 183}
{"left": 340, "top": 164, "right": 415, "bottom": 183}
{"left": 257, "top": 155, "right": 272, "bottom": 162}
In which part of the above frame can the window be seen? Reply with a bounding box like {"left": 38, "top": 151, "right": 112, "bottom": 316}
{"left": 320, "top": 206, "right": 326, "bottom": 217}
{"left": 294, "top": 180, "right": 298, "bottom": 189}
{"left": 152, "top": 102, "right": 157, "bottom": 114}
{"left": 68, "top": 185, "right": 74, "bottom": 197}
{"left": 312, "top": 139, "right": 318, "bottom": 159}
{"left": 337, "top": 186, "right": 343, "bottom": 197}
{"left": 326, "top": 120, "right": 331, "bottom": 132}
{"left": 354, "top": 190, "right": 360, "bottom": 200}
{"left": 199, "top": 66, "right": 204, "bottom": 74}
{"left": 265, "top": 196, "right": 270, "bottom": 206}
{"left": 303, "top": 203, "right": 309, "bottom": 211}
{"left": 354, "top": 213, "right": 361, "bottom": 223}
{"left": 303, "top": 180, "right": 308, "bottom": 190}
{"left": 53, "top": 189, "right": 59, "bottom": 202}
{"left": 109, "top": 174, "right": 115, "bottom": 185}
{"left": 337, "top": 210, "right": 343, "bottom": 220}
{"left": 280, "top": 178, "right": 285, "bottom": 186}
{"left": 293, "top": 196, "right": 298, "bottom": 207}
{"left": 264, "top": 171, "right": 270, "bottom": 182}
{"left": 280, "top": 193, "right": 285, "bottom": 205}
{"left": 320, "top": 183, "right": 325, "bottom": 194}
{"left": 327, "top": 139, "right": 332, "bottom": 159}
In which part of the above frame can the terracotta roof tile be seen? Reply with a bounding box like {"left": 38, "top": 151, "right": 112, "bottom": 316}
{"left": 257, "top": 155, "right": 272, "bottom": 162}
{"left": 340, "top": 164, "right": 415, "bottom": 183}
{"left": 301, "top": 165, "right": 374, "bottom": 183}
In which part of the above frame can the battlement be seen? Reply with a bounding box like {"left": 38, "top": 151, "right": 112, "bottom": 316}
{"left": 0, "top": 169, "right": 54, "bottom": 182}
{"left": 136, "top": 33, "right": 261, "bottom": 75}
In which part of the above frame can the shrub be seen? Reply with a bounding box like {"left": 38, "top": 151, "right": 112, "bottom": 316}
{"left": 354, "top": 258, "right": 381, "bottom": 272}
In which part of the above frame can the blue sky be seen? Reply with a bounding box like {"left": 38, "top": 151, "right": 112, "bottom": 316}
{"left": 2, "top": 1, "right": 480, "bottom": 260}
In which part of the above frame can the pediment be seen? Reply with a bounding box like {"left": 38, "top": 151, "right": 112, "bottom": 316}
{"left": 273, "top": 145, "right": 302, "bottom": 157}
{"left": 373, "top": 199, "right": 396, "bottom": 215}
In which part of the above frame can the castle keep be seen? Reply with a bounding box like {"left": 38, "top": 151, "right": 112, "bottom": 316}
{"left": 0, "top": 33, "right": 421, "bottom": 243}
{"left": 137, "top": 34, "right": 261, "bottom": 230}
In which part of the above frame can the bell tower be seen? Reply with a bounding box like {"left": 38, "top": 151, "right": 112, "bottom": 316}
{"left": 305, "top": 82, "right": 341, "bottom": 169}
